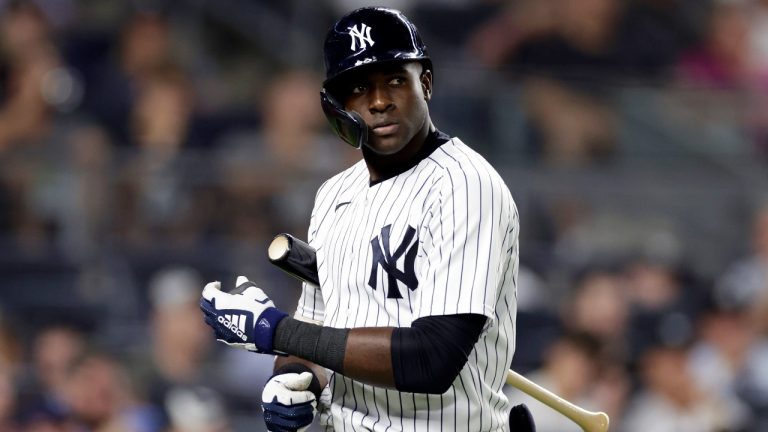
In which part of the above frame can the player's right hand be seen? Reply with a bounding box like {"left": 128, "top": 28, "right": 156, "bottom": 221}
{"left": 199, "top": 276, "right": 288, "bottom": 355}
{"left": 262, "top": 372, "right": 318, "bottom": 432}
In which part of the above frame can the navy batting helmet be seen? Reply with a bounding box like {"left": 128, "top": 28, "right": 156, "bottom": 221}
{"left": 320, "top": 7, "right": 432, "bottom": 148}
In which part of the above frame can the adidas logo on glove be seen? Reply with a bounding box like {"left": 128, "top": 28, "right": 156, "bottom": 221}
{"left": 218, "top": 314, "right": 248, "bottom": 342}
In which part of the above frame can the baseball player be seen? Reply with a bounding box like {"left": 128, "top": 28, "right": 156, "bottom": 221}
{"left": 200, "top": 7, "right": 525, "bottom": 431}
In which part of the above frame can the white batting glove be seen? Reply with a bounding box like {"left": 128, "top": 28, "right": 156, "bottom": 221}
{"left": 262, "top": 372, "right": 318, "bottom": 432}
{"left": 199, "top": 276, "right": 288, "bottom": 354}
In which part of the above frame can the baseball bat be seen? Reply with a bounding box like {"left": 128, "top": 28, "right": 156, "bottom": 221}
{"left": 267, "top": 233, "right": 610, "bottom": 432}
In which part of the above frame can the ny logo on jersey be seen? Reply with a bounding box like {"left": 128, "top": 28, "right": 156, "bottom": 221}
{"left": 348, "top": 23, "right": 374, "bottom": 51}
{"left": 368, "top": 224, "right": 418, "bottom": 299}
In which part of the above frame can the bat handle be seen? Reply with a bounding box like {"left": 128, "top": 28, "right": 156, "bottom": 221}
{"left": 506, "top": 370, "right": 610, "bottom": 432}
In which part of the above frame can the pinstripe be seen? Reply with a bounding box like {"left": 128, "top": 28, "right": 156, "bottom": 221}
{"left": 435, "top": 148, "right": 469, "bottom": 316}
{"left": 376, "top": 176, "right": 404, "bottom": 327}
{"left": 366, "top": 184, "right": 387, "bottom": 332}
{"left": 327, "top": 180, "right": 365, "bottom": 327}
{"left": 314, "top": 165, "right": 363, "bottom": 238}
{"left": 347, "top": 202, "right": 375, "bottom": 428}
{"left": 370, "top": 180, "right": 397, "bottom": 328}
{"left": 405, "top": 165, "right": 438, "bottom": 317}
{"left": 442, "top": 172, "right": 453, "bottom": 316}
{"left": 456, "top": 147, "right": 490, "bottom": 430}
{"left": 334, "top": 199, "right": 358, "bottom": 328}
{"left": 336, "top": 187, "right": 362, "bottom": 327}
{"left": 467, "top": 350, "right": 485, "bottom": 430}
{"left": 384, "top": 388, "right": 392, "bottom": 432}
{"left": 315, "top": 168, "right": 365, "bottom": 326}
{"left": 452, "top": 147, "right": 483, "bottom": 312}
{"left": 457, "top": 372, "right": 470, "bottom": 431}
{"left": 325, "top": 211, "right": 347, "bottom": 327}
{"left": 489, "top": 225, "right": 513, "bottom": 391}
{"left": 349, "top": 377, "right": 360, "bottom": 429}
{"left": 484, "top": 173, "right": 498, "bottom": 430}
{"left": 346, "top": 216, "right": 378, "bottom": 428}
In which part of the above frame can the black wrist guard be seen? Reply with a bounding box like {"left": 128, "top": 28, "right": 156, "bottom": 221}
{"left": 274, "top": 317, "right": 349, "bottom": 375}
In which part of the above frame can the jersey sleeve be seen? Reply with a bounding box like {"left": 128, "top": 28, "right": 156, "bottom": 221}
{"left": 416, "top": 166, "right": 518, "bottom": 324}
{"left": 294, "top": 281, "right": 324, "bottom": 324}
{"left": 293, "top": 184, "right": 327, "bottom": 324}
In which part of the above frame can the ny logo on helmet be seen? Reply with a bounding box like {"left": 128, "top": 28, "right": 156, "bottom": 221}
{"left": 348, "top": 23, "right": 374, "bottom": 51}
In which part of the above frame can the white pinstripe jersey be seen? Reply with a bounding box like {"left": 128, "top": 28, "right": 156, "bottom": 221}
{"left": 295, "top": 136, "right": 519, "bottom": 431}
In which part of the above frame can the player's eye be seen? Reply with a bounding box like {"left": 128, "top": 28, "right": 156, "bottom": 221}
{"left": 351, "top": 85, "right": 367, "bottom": 94}
{"left": 388, "top": 77, "right": 406, "bottom": 86}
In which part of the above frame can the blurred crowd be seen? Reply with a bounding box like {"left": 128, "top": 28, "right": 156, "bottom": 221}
{"left": 0, "top": 0, "right": 767, "bottom": 431}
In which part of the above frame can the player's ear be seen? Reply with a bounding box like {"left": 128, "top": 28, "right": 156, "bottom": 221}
{"left": 420, "top": 68, "right": 432, "bottom": 101}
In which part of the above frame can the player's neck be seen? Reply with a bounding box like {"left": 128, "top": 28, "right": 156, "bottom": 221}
{"left": 363, "top": 123, "right": 434, "bottom": 184}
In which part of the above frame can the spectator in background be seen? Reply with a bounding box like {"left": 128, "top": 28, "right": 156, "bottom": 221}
{"left": 61, "top": 349, "right": 160, "bottom": 432}
{"left": 84, "top": 11, "right": 174, "bottom": 144}
{"left": 128, "top": 267, "right": 226, "bottom": 431}
{"left": 624, "top": 256, "right": 686, "bottom": 313}
{"left": 467, "top": 0, "right": 699, "bottom": 165}
{"left": 562, "top": 268, "right": 630, "bottom": 357}
{"left": 114, "top": 63, "right": 214, "bottom": 250}
{"left": 214, "top": 69, "right": 358, "bottom": 280}
{"left": 216, "top": 69, "right": 358, "bottom": 234}
{"left": 673, "top": 0, "right": 768, "bottom": 159}
{"left": 164, "top": 386, "right": 231, "bottom": 432}
{"left": 26, "top": 324, "right": 87, "bottom": 419}
{"left": 750, "top": 0, "right": 768, "bottom": 71}
{"left": 622, "top": 310, "right": 747, "bottom": 432}
{"left": 560, "top": 266, "right": 634, "bottom": 423}
{"left": 0, "top": 369, "right": 18, "bottom": 432}
{"left": 0, "top": 311, "right": 21, "bottom": 376}
{"left": 0, "top": 1, "right": 110, "bottom": 258}
{"left": 0, "top": 1, "right": 56, "bottom": 152}
{"left": 468, "top": 0, "right": 693, "bottom": 78}
{"left": 467, "top": 0, "right": 624, "bottom": 165}
{"left": 521, "top": 76, "right": 618, "bottom": 165}
{"left": 689, "top": 280, "right": 768, "bottom": 428}
{"left": 0, "top": 1, "right": 62, "bottom": 253}
{"left": 505, "top": 331, "right": 612, "bottom": 432}
{"left": 717, "top": 202, "right": 768, "bottom": 323}
{"left": 466, "top": 0, "right": 557, "bottom": 70}
{"left": 676, "top": 0, "right": 762, "bottom": 89}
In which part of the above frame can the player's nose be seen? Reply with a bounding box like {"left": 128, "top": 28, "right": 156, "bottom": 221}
{"left": 368, "top": 84, "right": 394, "bottom": 113}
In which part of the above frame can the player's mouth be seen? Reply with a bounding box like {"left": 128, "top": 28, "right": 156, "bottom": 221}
{"left": 371, "top": 122, "right": 399, "bottom": 136}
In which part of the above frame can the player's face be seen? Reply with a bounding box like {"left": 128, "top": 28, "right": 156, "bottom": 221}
{"left": 340, "top": 62, "right": 431, "bottom": 155}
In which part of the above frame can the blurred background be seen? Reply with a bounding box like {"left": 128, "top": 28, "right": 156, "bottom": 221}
{"left": 0, "top": 0, "right": 767, "bottom": 431}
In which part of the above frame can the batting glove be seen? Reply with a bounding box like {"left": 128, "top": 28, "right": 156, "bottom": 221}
{"left": 199, "top": 276, "right": 288, "bottom": 355}
{"left": 262, "top": 371, "right": 318, "bottom": 432}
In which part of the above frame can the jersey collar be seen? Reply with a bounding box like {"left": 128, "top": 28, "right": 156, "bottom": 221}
{"left": 368, "top": 129, "right": 450, "bottom": 187}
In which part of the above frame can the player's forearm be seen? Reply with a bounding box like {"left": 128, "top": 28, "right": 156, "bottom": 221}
{"left": 343, "top": 327, "right": 396, "bottom": 388}
{"left": 273, "top": 318, "right": 397, "bottom": 389}
{"left": 273, "top": 314, "right": 485, "bottom": 393}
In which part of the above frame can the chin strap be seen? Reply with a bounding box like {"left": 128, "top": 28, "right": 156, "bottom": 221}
{"left": 320, "top": 88, "right": 368, "bottom": 149}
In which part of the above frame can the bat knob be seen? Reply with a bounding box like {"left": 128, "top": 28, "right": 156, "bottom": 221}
{"left": 268, "top": 234, "right": 292, "bottom": 261}
{"left": 592, "top": 412, "right": 610, "bottom": 432}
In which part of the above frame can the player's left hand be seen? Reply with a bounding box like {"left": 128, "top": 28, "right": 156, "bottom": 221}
{"left": 262, "top": 372, "right": 318, "bottom": 432}
{"left": 199, "top": 276, "right": 288, "bottom": 355}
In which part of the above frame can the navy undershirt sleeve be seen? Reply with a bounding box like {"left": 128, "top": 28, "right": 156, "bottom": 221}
{"left": 391, "top": 313, "right": 487, "bottom": 394}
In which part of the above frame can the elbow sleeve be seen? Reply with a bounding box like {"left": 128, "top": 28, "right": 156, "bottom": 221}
{"left": 391, "top": 314, "right": 486, "bottom": 394}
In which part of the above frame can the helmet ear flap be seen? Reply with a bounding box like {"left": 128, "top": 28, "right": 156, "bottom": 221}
{"left": 320, "top": 89, "right": 368, "bottom": 149}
